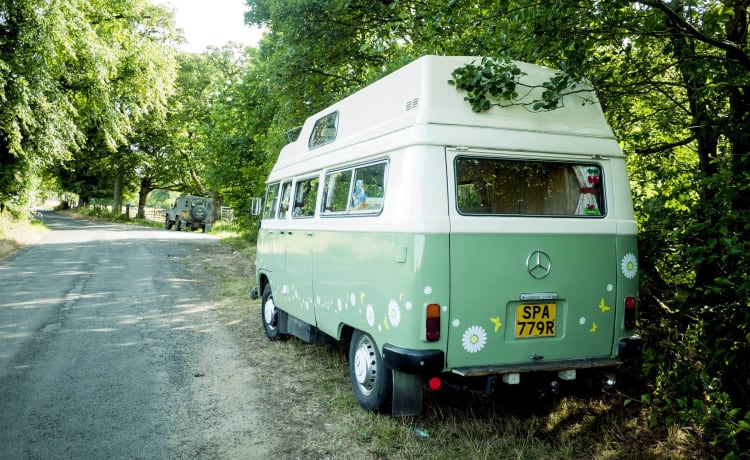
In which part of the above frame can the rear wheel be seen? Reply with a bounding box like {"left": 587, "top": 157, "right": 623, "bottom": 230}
{"left": 349, "top": 330, "right": 392, "bottom": 413}
{"left": 261, "top": 284, "right": 284, "bottom": 341}
{"left": 175, "top": 219, "right": 182, "bottom": 231}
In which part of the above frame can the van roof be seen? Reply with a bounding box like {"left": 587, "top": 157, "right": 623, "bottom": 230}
{"left": 273, "top": 56, "right": 618, "bottom": 176}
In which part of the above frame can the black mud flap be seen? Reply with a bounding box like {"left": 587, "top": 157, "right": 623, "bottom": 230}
{"left": 391, "top": 370, "right": 423, "bottom": 416}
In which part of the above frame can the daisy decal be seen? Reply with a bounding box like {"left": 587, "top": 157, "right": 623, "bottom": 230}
{"left": 424, "top": 286, "right": 433, "bottom": 295}
{"left": 405, "top": 301, "right": 413, "bottom": 311}
{"left": 387, "top": 300, "right": 401, "bottom": 328}
{"left": 579, "top": 316, "right": 587, "bottom": 325}
{"left": 452, "top": 319, "right": 460, "bottom": 328}
{"left": 366, "top": 304, "right": 375, "bottom": 327}
{"left": 621, "top": 253, "right": 638, "bottom": 279}
{"left": 461, "top": 325, "right": 487, "bottom": 354}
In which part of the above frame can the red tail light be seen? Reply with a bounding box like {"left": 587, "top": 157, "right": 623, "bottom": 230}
{"left": 426, "top": 303, "right": 440, "bottom": 341}
{"left": 624, "top": 296, "right": 636, "bottom": 329}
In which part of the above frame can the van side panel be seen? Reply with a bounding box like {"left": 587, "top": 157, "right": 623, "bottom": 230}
{"left": 302, "top": 231, "right": 450, "bottom": 356}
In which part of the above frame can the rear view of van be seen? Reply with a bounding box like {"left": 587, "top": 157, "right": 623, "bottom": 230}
{"left": 253, "top": 56, "right": 641, "bottom": 416}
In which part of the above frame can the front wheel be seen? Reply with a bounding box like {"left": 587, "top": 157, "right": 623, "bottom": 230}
{"left": 261, "top": 284, "right": 285, "bottom": 341}
{"left": 349, "top": 330, "right": 392, "bottom": 413}
{"left": 164, "top": 216, "right": 173, "bottom": 230}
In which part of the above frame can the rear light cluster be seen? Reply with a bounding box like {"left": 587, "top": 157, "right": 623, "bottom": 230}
{"left": 624, "top": 296, "right": 637, "bottom": 329}
{"left": 426, "top": 303, "right": 440, "bottom": 341}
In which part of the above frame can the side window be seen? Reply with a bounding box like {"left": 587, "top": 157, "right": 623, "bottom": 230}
{"left": 321, "top": 170, "right": 353, "bottom": 214}
{"left": 292, "top": 177, "right": 319, "bottom": 218}
{"left": 321, "top": 161, "right": 387, "bottom": 216}
{"left": 351, "top": 163, "right": 386, "bottom": 212}
{"left": 308, "top": 111, "right": 338, "bottom": 149}
{"left": 263, "top": 183, "right": 280, "bottom": 219}
{"left": 278, "top": 182, "right": 292, "bottom": 219}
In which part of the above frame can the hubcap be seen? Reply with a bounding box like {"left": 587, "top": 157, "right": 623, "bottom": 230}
{"left": 353, "top": 337, "right": 376, "bottom": 395}
{"left": 264, "top": 297, "right": 276, "bottom": 329}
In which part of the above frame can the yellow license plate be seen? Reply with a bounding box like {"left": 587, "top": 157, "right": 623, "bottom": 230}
{"left": 182, "top": 211, "right": 188, "bottom": 217}
{"left": 515, "top": 303, "right": 556, "bottom": 338}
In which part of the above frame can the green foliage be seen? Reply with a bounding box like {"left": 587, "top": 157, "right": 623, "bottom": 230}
{"left": 448, "top": 56, "right": 592, "bottom": 112}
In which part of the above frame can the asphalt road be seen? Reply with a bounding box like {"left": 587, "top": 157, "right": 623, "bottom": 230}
{"left": 0, "top": 212, "right": 266, "bottom": 459}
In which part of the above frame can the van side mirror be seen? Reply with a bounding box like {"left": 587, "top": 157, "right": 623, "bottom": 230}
{"left": 250, "top": 197, "right": 262, "bottom": 216}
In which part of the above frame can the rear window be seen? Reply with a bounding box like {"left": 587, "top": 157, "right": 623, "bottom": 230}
{"left": 455, "top": 157, "right": 604, "bottom": 216}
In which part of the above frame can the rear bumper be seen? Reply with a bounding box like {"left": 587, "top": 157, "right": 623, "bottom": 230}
{"left": 382, "top": 343, "right": 444, "bottom": 375}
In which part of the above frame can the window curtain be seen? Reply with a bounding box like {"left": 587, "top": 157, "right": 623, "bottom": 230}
{"left": 574, "top": 166, "right": 601, "bottom": 215}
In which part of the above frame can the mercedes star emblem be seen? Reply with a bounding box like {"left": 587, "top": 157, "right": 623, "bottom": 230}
{"left": 526, "top": 250, "right": 552, "bottom": 279}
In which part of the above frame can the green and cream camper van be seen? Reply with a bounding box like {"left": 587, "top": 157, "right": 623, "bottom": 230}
{"left": 251, "top": 56, "right": 641, "bottom": 416}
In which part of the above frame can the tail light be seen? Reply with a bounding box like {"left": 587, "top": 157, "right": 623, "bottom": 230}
{"left": 426, "top": 303, "right": 440, "bottom": 341}
{"left": 624, "top": 296, "right": 636, "bottom": 329}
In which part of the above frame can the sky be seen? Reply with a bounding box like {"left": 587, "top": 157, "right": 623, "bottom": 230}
{"left": 160, "top": 0, "right": 264, "bottom": 53}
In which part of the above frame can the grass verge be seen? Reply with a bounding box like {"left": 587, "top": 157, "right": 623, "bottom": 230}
{"left": 203, "top": 237, "right": 707, "bottom": 460}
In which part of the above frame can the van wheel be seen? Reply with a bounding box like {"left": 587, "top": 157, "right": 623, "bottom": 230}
{"left": 165, "top": 216, "right": 173, "bottom": 230}
{"left": 261, "top": 284, "right": 284, "bottom": 341}
{"left": 175, "top": 220, "right": 182, "bottom": 231}
{"left": 349, "top": 330, "right": 392, "bottom": 413}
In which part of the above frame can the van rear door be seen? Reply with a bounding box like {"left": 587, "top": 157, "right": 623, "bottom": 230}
{"left": 445, "top": 150, "right": 618, "bottom": 373}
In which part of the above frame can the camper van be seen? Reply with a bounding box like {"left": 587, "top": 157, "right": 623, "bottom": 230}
{"left": 251, "top": 56, "right": 641, "bottom": 416}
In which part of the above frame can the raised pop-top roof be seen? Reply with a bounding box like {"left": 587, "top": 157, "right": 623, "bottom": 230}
{"left": 273, "top": 55, "right": 616, "bottom": 172}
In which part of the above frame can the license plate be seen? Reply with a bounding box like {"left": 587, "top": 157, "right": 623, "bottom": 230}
{"left": 515, "top": 303, "right": 556, "bottom": 338}
{"left": 182, "top": 211, "right": 188, "bottom": 217}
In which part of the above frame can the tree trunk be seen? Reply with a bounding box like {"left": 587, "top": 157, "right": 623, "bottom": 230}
{"left": 137, "top": 177, "right": 153, "bottom": 219}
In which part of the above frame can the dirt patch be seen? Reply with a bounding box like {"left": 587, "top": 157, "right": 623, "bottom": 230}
{"left": 0, "top": 218, "right": 48, "bottom": 260}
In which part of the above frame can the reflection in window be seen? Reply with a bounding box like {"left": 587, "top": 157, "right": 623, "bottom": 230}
{"left": 322, "top": 162, "right": 387, "bottom": 215}
{"left": 278, "top": 182, "right": 292, "bottom": 219}
{"left": 308, "top": 111, "right": 339, "bottom": 149}
{"left": 455, "top": 158, "right": 604, "bottom": 216}
{"left": 292, "top": 177, "right": 319, "bottom": 218}
{"left": 263, "top": 183, "right": 280, "bottom": 219}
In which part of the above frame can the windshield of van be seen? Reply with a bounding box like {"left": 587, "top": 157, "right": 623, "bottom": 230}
{"left": 455, "top": 157, "right": 604, "bottom": 216}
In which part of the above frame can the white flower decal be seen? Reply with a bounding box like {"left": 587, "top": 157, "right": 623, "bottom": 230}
{"left": 621, "top": 253, "right": 638, "bottom": 279}
{"left": 579, "top": 316, "right": 587, "bottom": 325}
{"left": 366, "top": 304, "right": 375, "bottom": 326}
{"left": 607, "top": 283, "right": 614, "bottom": 292}
{"left": 350, "top": 293, "right": 356, "bottom": 306}
{"left": 337, "top": 299, "right": 343, "bottom": 312}
{"left": 405, "top": 301, "right": 413, "bottom": 311}
{"left": 461, "top": 326, "right": 487, "bottom": 354}
{"left": 452, "top": 319, "right": 460, "bottom": 328}
{"left": 424, "top": 286, "right": 433, "bottom": 295}
{"left": 387, "top": 300, "right": 401, "bottom": 328}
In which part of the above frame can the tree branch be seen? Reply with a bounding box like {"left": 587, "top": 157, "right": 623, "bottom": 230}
{"left": 636, "top": 0, "right": 750, "bottom": 68}
{"left": 635, "top": 136, "right": 694, "bottom": 155}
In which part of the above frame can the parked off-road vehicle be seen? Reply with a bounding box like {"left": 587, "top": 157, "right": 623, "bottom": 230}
{"left": 165, "top": 195, "right": 213, "bottom": 232}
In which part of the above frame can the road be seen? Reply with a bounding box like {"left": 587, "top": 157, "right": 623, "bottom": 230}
{"left": 0, "top": 212, "right": 266, "bottom": 459}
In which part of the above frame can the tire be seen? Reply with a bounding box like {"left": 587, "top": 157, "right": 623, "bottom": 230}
{"left": 191, "top": 205, "right": 208, "bottom": 221}
{"left": 261, "top": 284, "right": 285, "bottom": 341}
{"left": 164, "top": 216, "right": 173, "bottom": 230}
{"left": 175, "top": 219, "right": 182, "bottom": 231}
{"left": 349, "top": 330, "right": 392, "bottom": 413}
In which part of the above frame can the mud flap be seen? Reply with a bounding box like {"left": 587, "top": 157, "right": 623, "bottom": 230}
{"left": 391, "top": 370, "right": 423, "bottom": 416}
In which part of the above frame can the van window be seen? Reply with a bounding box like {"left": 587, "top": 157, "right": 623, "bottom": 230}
{"left": 292, "top": 177, "right": 319, "bottom": 218}
{"left": 263, "top": 183, "right": 280, "bottom": 219}
{"left": 322, "top": 161, "right": 387, "bottom": 215}
{"left": 278, "top": 182, "right": 292, "bottom": 219}
{"left": 455, "top": 157, "right": 604, "bottom": 216}
{"left": 308, "top": 111, "right": 338, "bottom": 149}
